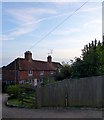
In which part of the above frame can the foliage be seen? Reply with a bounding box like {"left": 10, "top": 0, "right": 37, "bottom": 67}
{"left": 61, "top": 63, "right": 72, "bottom": 79}
{"left": 71, "top": 58, "right": 86, "bottom": 78}
{"left": 71, "top": 39, "right": 104, "bottom": 78}
{"left": 7, "top": 95, "right": 36, "bottom": 108}
{"left": 41, "top": 77, "right": 49, "bottom": 85}
{"left": 7, "top": 98, "right": 22, "bottom": 106}
{"left": 6, "top": 84, "right": 35, "bottom": 98}
{"left": 6, "top": 84, "right": 36, "bottom": 108}
{"left": 41, "top": 77, "right": 55, "bottom": 85}
{"left": 81, "top": 39, "right": 104, "bottom": 77}
{"left": 55, "top": 62, "right": 72, "bottom": 80}
{"left": 56, "top": 38, "right": 104, "bottom": 80}
{"left": 6, "top": 85, "right": 20, "bottom": 97}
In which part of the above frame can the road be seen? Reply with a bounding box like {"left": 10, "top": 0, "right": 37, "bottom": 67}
{"left": 2, "top": 94, "right": 104, "bottom": 118}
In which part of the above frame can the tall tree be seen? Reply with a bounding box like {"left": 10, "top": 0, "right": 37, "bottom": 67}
{"left": 81, "top": 39, "right": 104, "bottom": 76}
{"left": 71, "top": 38, "right": 104, "bottom": 78}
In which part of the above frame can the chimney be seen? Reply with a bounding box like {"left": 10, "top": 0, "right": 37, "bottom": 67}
{"left": 25, "top": 51, "right": 32, "bottom": 61}
{"left": 47, "top": 55, "right": 52, "bottom": 63}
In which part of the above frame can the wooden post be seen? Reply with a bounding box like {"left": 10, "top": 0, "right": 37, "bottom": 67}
{"left": 65, "top": 94, "right": 68, "bottom": 107}
{"left": 35, "top": 85, "right": 41, "bottom": 108}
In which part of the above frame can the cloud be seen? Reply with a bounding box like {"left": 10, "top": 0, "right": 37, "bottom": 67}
{"left": 3, "top": 11, "right": 74, "bottom": 34}
{"left": 1, "top": 24, "right": 36, "bottom": 40}
{"left": 6, "top": 0, "right": 104, "bottom": 2}
{"left": 2, "top": 2, "right": 102, "bottom": 41}
{"left": 80, "top": 6, "right": 102, "bottom": 13}
{"left": 0, "top": 35, "right": 14, "bottom": 41}
{"left": 2, "top": 0, "right": 84, "bottom": 2}
{"left": 52, "top": 28, "right": 81, "bottom": 35}
{"left": 50, "top": 0, "right": 81, "bottom": 3}
{"left": 84, "top": 19, "right": 102, "bottom": 27}
{"left": 38, "top": 36, "right": 86, "bottom": 50}
{"left": 53, "top": 48, "right": 82, "bottom": 62}
{"left": 7, "top": 8, "right": 57, "bottom": 24}
{"left": 2, "top": 5, "right": 76, "bottom": 41}
{"left": 2, "top": 7, "right": 58, "bottom": 40}
{"left": 47, "top": 0, "right": 80, "bottom": 2}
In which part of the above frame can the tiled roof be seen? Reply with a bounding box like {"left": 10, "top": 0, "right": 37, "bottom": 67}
{"left": 4, "top": 58, "right": 61, "bottom": 71}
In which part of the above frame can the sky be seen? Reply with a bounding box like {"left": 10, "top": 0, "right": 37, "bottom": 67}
{"left": 1, "top": 0, "right": 104, "bottom": 67}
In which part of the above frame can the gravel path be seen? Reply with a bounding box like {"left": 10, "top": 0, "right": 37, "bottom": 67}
{"left": 2, "top": 94, "right": 103, "bottom": 118}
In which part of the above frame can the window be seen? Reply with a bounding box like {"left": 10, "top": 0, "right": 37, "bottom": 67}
{"left": 28, "top": 70, "right": 32, "bottom": 74}
{"left": 34, "top": 79, "right": 37, "bottom": 86}
{"left": 40, "top": 71, "right": 44, "bottom": 76}
{"left": 28, "top": 70, "right": 33, "bottom": 76}
{"left": 58, "top": 68, "right": 61, "bottom": 73}
{"left": 19, "top": 80, "right": 25, "bottom": 84}
{"left": 50, "top": 71, "right": 54, "bottom": 75}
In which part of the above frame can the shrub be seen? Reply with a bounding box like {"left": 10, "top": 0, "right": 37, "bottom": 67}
{"left": 6, "top": 85, "right": 20, "bottom": 97}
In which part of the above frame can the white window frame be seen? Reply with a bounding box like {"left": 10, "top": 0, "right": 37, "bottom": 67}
{"left": 40, "top": 71, "right": 44, "bottom": 76}
{"left": 28, "top": 70, "right": 33, "bottom": 76}
{"left": 50, "top": 71, "right": 54, "bottom": 75}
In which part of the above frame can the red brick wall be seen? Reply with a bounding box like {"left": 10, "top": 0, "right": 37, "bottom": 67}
{"left": 2, "top": 70, "right": 15, "bottom": 80}
{"left": 20, "top": 71, "right": 28, "bottom": 80}
{"left": 2, "top": 69, "right": 56, "bottom": 83}
{"left": 19, "top": 70, "right": 55, "bottom": 80}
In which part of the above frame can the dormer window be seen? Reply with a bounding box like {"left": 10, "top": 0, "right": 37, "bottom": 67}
{"left": 28, "top": 70, "right": 33, "bottom": 76}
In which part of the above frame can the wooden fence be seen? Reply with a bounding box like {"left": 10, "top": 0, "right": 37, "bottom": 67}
{"left": 36, "top": 76, "right": 104, "bottom": 108}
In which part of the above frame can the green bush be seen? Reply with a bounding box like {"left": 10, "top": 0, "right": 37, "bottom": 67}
{"left": 6, "top": 85, "right": 20, "bottom": 97}
{"left": 6, "top": 84, "right": 36, "bottom": 108}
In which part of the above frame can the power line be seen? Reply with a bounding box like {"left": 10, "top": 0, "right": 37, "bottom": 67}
{"left": 10, "top": 1, "right": 89, "bottom": 61}
{"left": 28, "top": 0, "right": 89, "bottom": 51}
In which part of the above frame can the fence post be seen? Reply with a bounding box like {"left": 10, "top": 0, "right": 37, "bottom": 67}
{"left": 35, "top": 85, "right": 41, "bottom": 108}
{"left": 65, "top": 93, "right": 68, "bottom": 107}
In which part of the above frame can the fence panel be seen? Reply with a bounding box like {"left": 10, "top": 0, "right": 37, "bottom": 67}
{"left": 36, "top": 76, "right": 104, "bottom": 108}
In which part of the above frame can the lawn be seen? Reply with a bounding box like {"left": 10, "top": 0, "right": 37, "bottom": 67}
{"left": 6, "top": 84, "right": 36, "bottom": 108}
{"left": 7, "top": 97, "right": 36, "bottom": 108}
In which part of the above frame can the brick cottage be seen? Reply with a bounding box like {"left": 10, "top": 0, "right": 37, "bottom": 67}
{"left": 2, "top": 51, "right": 61, "bottom": 86}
